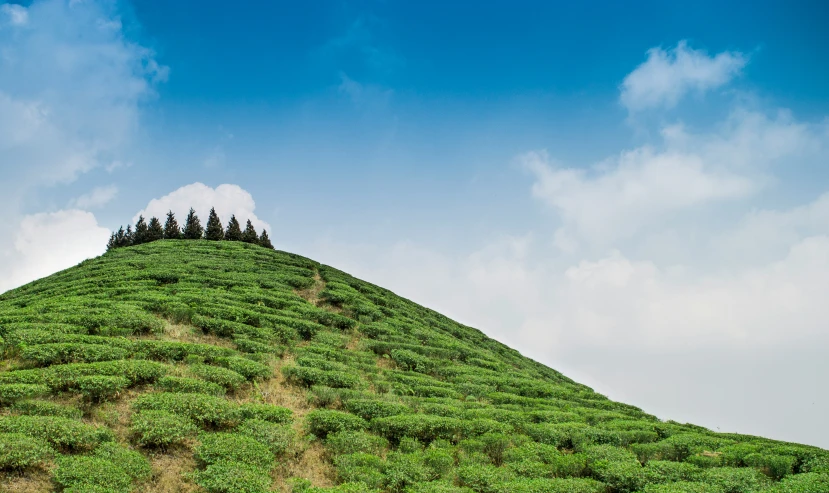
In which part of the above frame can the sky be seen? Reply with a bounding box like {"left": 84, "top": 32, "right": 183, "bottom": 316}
{"left": 1, "top": 0, "right": 828, "bottom": 447}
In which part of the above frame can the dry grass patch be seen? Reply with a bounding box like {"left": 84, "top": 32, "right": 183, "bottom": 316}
{"left": 0, "top": 469, "right": 53, "bottom": 493}
{"left": 144, "top": 449, "right": 200, "bottom": 493}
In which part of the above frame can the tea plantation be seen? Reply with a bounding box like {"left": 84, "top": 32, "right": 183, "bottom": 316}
{"left": 0, "top": 240, "right": 826, "bottom": 492}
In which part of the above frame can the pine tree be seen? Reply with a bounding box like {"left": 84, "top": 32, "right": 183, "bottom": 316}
{"left": 242, "top": 220, "right": 258, "bottom": 244}
{"left": 163, "top": 211, "right": 181, "bottom": 239}
{"left": 204, "top": 207, "right": 224, "bottom": 241}
{"left": 225, "top": 215, "right": 242, "bottom": 241}
{"left": 133, "top": 216, "right": 149, "bottom": 245}
{"left": 147, "top": 217, "right": 164, "bottom": 242}
{"left": 183, "top": 208, "right": 204, "bottom": 239}
{"left": 106, "top": 232, "right": 117, "bottom": 251}
{"left": 114, "top": 226, "right": 126, "bottom": 248}
{"left": 258, "top": 229, "right": 274, "bottom": 249}
{"left": 124, "top": 225, "right": 134, "bottom": 247}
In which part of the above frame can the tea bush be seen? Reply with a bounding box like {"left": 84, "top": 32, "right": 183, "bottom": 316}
{"left": 93, "top": 442, "right": 152, "bottom": 482}
{"left": 307, "top": 409, "right": 368, "bottom": 438}
{"left": 0, "top": 415, "right": 112, "bottom": 451}
{"left": 155, "top": 376, "right": 225, "bottom": 396}
{"left": 75, "top": 375, "right": 130, "bottom": 402}
{"left": 194, "top": 432, "right": 275, "bottom": 469}
{"left": 0, "top": 383, "right": 49, "bottom": 404}
{"left": 189, "top": 364, "right": 247, "bottom": 390}
{"left": 326, "top": 430, "right": 389, "bottom": 456}
{"left": 192, "top": 460, "right": 272, "bottom": 493}
{"left": 237, "top": 402, "right": 293, "bottom": 423}
{"left": 237, "top": 418, "right": 294, "bottom": 455}
{"left": 54, "top": 455, "right": 133, "bottom": 493}
{"left": 214, "top": 356, "right": 272, "bottom": 380}
{"left": 132, "top": 392, "right": 239, "bottom": 428}
{"left": 10, "top": 399, "right": 83, "bottom": 419}
{"left": 130, "top": 409, "right": 198, "bottom": 448}
{"left": 0, "top": 432, "right": 53, "bottom": 471}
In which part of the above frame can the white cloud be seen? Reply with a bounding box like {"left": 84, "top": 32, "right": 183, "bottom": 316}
{"left": 620, "top": 40, "right": 747, "bottom": 112}
{"left": 0, "top": 210, "right": 110, "bottom": 293}
{"left": 523, "top": 109, "right": 826, "bottom": 252}
{"left": 134, "top": 183, "right": 271, "bottom": 233}
{"left": 1, "top": 3, "right": 28, "bottom": 25}
{"left": 68, "top": 184, "right": 118, "bottom": 209}
{"left": 0, "top": 0, "right": 166, "bottom": 189}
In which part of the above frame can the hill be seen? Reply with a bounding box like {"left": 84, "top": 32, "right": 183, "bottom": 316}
{"left": 0, "top": 240, "right": 826, "bottom": 493}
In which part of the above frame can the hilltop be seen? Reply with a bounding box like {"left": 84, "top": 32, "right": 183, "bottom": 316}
{"left": 0, "top": 240, "right": 826, "bottom": 493}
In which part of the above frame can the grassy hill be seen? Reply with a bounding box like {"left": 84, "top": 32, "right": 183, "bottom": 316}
{"left": 0, "top": 240, "right": 826, "bottom": 493}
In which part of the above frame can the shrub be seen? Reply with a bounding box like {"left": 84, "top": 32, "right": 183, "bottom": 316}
{"left": 132, "top": 392, "right": 239, "bottom": 428}
{"left": 766, "top": 472, "right": 829, "bottom": 493}
{"left": 457, "top": 463, "right": 514, "bottom": 493}
{"left": 744, "top": 452, "right": 797, "bottom": 480}
{"left": 282, "top": 365, "right": 361, "bottom": 389}
{"left": 306, "top": 409, "right": 368, "bottom": 438}
{"left": 0, "top": 432, "right": 53, "bottom": 470}
{"left": 130, "top": 410, "right": 198, "bottom": 448}
{"left": 192, "top": 460, "right": 272, "bottom": 493}
{"left": 75, "top": 375, "right": 130, "bottom": 402}
{"left": 372, "top": 414, "right": 464, "bottom": 444}
{"left": 0, "top": 383, "right": 49, "bottom": 403}
{"left": 20, "top": 343, "right": 128, "bottom": 366}
{"left": 237, "top": 403, "right": 293, "bottom": 423}
{"left": 215, "top": 356, "right": 272, "bottom": 380}
{"left": 93, "top": 442, "right": 152, "bottom": 482}
{"left": 10, "top": 399, "right": 83, "bottom": 419}
{"left": 390, "top": 349, "right": 433, "bottom": 373}
{"left": 54, "top": 455, "right": 133, "bottom": 493}
{"left": 703, "top": 466, "right": 771, "bottom": 493}
{"left": 384, "top": 451, "right": 431, "bottom": 492}
{"left": 190, "top": 364, "right": 247, "bottom": 390}
{"left": 0, "top": 415, "right": 112, "bottom": 451}
{"left": 644, "top": 460, "right": 702, "bottom": 483}
{"left": 326, "top": 430, "right": 389, "bottom": 456}
{"left": 333, "top": 453, "right": 386, "bottom": 489}
{"left": 156, "top": 376, "right": 225, "bottom": 396}
{"left": 345, "top": 399, "right": 412, "bottom": 421}
{"left": 403, "top": 481, "right": 474, "bottom": 493}
{"left": 195, "top": 432, "right": 275, "bottom": 469}
{"left": 641, "top": 482, "right": 726, "bottom": 493}
{"left": 237, "top": 419, "right": 294, "bottom": 455}
{"left": 497, "top": 477, "right": 609, "bottom": 493}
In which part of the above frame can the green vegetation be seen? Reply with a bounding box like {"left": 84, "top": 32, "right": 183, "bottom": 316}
{"left": 0, "top": 238, "right": 825, "bottom": 492}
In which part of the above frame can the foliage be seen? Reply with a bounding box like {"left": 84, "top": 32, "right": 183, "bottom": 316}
{"left": 130, "top": 409, "right": 198, "bottom": 448}
{"left": 0, "top": 415, "right": 112, "bottom": 451}
{"left": 132, "top": 392, "right": 239, "bottom": 428}
{"left": 54, "top": 455, "right": 134, "bottom": 493}
{"left": 237, "top": 418, "right": 294, "bottom": 455}
{"left": 307, "top": 409, "right": 368, "bottom": 438}
{"left": 0, "top": 433, "right": 53, "bottom": 471}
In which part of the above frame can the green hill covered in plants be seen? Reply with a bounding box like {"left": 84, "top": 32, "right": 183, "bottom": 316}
{"left": 0, "top": 240, "right": 826, "bottom": 493}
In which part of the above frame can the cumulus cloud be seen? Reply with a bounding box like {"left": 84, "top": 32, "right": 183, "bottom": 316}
{"left": 0, "top": 210, "right": 111, "bottom": 293}
{"left": 134, "top": 183, "right": 271, "bottom": 233}
{"left": 523, "top": 109, "right": 826, "bottom": 252}
{"left": 620, "top": 40, "right": 747, "bottom": 112}
{"left": 68, "top": 185, "right": 118, "bottom": 209}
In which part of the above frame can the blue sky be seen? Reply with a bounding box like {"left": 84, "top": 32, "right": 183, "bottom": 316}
{"left": 2, "top": 0, "right": 829, "bottom": 447}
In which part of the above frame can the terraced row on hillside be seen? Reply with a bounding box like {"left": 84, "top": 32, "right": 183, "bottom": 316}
{"left": 0, "top": 240, "right": 826, "bottom": 493}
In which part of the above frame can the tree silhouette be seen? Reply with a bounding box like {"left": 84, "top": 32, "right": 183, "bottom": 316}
{"left": 106, "top": 231, "right": 118, "bottom": 251}
{"left": 133, "top": 216, "right": 149, "bottom": 245}
{"left": 204, "top": 207, "right": 224, "bottom": 241}
{"left": 147, "top": 217, "right": 164, "bottom": 242}
{"left": 163, "top": 211, "right": 181, "bottom": 239}
{"left": 258, "top": 229, "right": 274, "bottom": 249}
{"left": 225, "top": 215, "right": 242, "bottom": 241}
{"left": 183, "top": 208, "right": 204, "bottom": 239}
{"left": 242, "top": 220, "right": 259, "bottom": 244}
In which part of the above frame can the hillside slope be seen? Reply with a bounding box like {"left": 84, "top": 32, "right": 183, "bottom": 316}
{"left": 0, "top": 240, "right": 826, "bottom": 493}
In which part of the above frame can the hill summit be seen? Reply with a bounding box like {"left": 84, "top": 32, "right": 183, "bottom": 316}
{"left": 0, "top": 240, "right": 826, "bottom": 493}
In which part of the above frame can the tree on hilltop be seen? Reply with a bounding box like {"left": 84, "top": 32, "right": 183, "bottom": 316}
{"left": 106, "top": 231, "right": 118, "bottom": 251}
{"left": 163, "top": 211, "right": 181, "bottom": 239}
{"left": 204, "top": 207, "right": 224, "bottom": 241}
{"left": 225, "top": 215, "right": 242, "bottom": 241}
{"left": 147, "top": 217, "right": 164, "bottom": 242}
{"left": 242, "top": 220, "right": 258, "bottom": 244}
{"left": 183, "top": 208, "right": 204, "bottom": 239}
{"left": 133, "top": 216, "right": 149, "bottom": 245}
{"left": 259, "top": 229, "right": 274, "bottom": 249}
